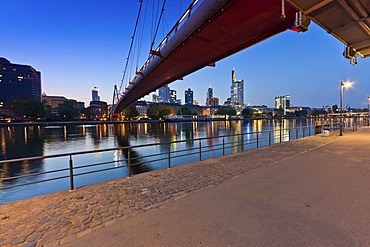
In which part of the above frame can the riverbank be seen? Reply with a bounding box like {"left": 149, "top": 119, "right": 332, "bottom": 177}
{"left": 0, "top": 130, "right": 344, "bottom": 246}
{"left": 0, "top": 116, "right": 324, "bottom": 127}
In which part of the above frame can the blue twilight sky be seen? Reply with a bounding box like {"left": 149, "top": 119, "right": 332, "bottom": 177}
{"left": 2, "top": 0, "right": 370, "bottom": 109}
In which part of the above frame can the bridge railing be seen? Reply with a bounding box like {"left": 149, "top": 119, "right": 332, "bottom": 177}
{"left": 0, "top": 123, "right": 344, "bottom": 196}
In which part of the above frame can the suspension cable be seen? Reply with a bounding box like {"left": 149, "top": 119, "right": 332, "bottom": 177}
{"left": 119, "top": 0, "right": 144, "bottom": 94}
{"left": 150, "top": 0, "right": 167, "bottom": 51}
{"left": 136, "top": 1, "right": 148, "bottom": 72}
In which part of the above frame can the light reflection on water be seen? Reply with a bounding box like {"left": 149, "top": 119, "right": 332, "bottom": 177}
{"left": 0, "top": 119, "right": 317, "bottom": 203}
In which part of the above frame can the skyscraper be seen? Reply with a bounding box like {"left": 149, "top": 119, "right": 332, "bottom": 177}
{"left": 185, "top": 88, "right": 193, "bottom": 105}
{"left": 170, "top": 90, "right": 177, "bottom": 104}
{"left": 231, "top": 67, "right": 244, "bottom": 108}
{"left": 0, "top": 57, "right": 41, "bottom": 103}
{"left": 92, "top": 87, "right": 100, "bottom": 101}
{"left": 158, "top": 85, "right": 170, "bottom": 103}
{"left": 206, "top": 83, "right": 213, "bottom": 106}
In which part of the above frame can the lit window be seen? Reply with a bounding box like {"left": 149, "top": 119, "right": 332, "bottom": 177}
{"left": 0, "top": 74, "right": 2, "bottom": 77}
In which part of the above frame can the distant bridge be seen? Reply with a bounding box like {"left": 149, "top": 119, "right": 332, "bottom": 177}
{"left": 114, "top": 0, "right": 370, "bottom": 113}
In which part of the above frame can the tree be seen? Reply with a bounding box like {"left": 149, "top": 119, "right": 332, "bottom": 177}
{"left": 122, "top": 105, "right": 139, "bottom": 119}
{"left": 177, "top": 106, "right": 192, "bottom": 115}
{"left": 226, "top": 108, "right": 237, "bottom": 116}
{"left": 215, "top": 107, "right": 237, "bottom": 116}
{"left": 215, "top": 108, "right": 226, "bottom": 115}
{"left": 311, "top": 108, "right": 327, "bottom": 116}
{"left": 241, "top": 108, "right": 255, "bottom": 118}
{"left": 332, "top": 104, "right": 339, "bottom": 113}
{"left": 58, "top": 100, "right": 79, "bottom": 121}
{"left": 6, "top": 98, "right": 47, "bottom": 121}
{"left": 147, "top": 104, "right": 174, "bottom": 119}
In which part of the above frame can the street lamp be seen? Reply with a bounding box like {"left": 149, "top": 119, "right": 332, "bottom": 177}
{"left": 339, "top": 81, "right": 352, "bottom": 136}
{"left": 368, "top": 96, "right": 370, "bottom": 126}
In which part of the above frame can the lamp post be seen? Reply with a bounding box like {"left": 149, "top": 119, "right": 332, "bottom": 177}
{"left": 339, "top": 81, "right": 352, "bottom": 136}
{"left": 368, "top": 96, "right": 370, "bottom": 126}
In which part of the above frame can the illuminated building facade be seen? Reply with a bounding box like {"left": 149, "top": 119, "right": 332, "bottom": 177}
{"left": 185, "top": 88, "right": 193, "bottom": 105}
{"left": 158, "top": 85, "right": 170, "bottom": 103}
{"left": 275, "top": 95, "right": 291, "bottom": 111}
{"left": 0, "top": 57, "right": 41, "bottom": 103}
{"left": 170, "top": 90, "right": 177, "bottom": 104}
{"left": 206, "top": 84, "right": 213, "bottom": 104}
{"left": 230, "top": 67, "right": 244, "bottom": 110}
{"left": 206, "top": 97, "right": 219, "bottom": 106}
{"left": 92, "top": 87, "right": 100, "bottom": 101}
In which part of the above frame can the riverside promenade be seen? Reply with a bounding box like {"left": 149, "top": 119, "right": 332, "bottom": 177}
{"left": 1, "top": 128, "right": 370, "bottom": 246}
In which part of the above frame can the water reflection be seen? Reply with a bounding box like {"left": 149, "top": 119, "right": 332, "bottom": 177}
{"left": 113, "top": 124, "right": 151, "bottom": 174}
{"left": 0, "top": 127, "right": 44, "bottom": 179}
{"left": 1, "top": 119, "right": 321, "bottom": 203}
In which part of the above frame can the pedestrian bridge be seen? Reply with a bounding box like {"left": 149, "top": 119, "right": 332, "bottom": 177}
{"left": 114, "top": 0, "right": 370, "bottom": 113}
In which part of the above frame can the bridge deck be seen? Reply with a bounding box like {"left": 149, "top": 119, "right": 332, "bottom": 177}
{"left": 115, "top": 0, "right": 297, "bottom": 113}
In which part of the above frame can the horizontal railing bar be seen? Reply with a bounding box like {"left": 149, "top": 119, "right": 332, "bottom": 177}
{"left": 171, "top": 152, "right": 200, "bottom": 160}
{"left": 198, "top": 147, "right": 224, "bottom": 155}
{"left": 1, "top": 175, "right": 70, "bottom": 189}
{"left": 74, "top": 166, "right": 125, "bottom": 177}
{"left": 74, "top": 160, "right": 127, "bottom": 170}
{"left": 2, "top": 167, "right": 70, "bottom": 181}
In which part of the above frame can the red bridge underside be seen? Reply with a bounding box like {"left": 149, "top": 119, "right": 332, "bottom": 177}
{"left": 115, "top": 0, "right": 297, "bottom": 113}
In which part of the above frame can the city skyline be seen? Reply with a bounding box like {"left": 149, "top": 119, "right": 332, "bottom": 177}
{"left": 2, "top": 1, "right": 370, "bottom": 109}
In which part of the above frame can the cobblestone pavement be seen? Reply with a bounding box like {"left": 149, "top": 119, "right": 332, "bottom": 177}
{"left": 0, "top": 134, "right": 340, "bottom": 247}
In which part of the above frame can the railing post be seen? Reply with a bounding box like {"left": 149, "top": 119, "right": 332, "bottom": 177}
{"left": 268, "top": 132, "right": 271, "bottom": 145}
{"left": 222, "top": 137, "right": 225, "bottom": 156}
{"left": 69, "top": 155, "right": 74, "bottom": 191}
{"left": 128, "top": 148, "right": 132, "bottom": 177}
{"left": 308, "top": 127, "right": 311, "bottom": 136}
{"left": 288, "top": 129, "right": 291, "bottom": 141}
{"left": 256, "top": 132, "right": 259, "bottom": 148}
{"left": 168, "top": 144, "right": 171, "bottom": 169}
{"left": 296, "top": 128, "right": 298, "bottom": 139}
{"left": 199, "top": 140, "right": 202, "bottom": 161}
{"left": 279, "top": 129, "right": 282, "bottom": 143}
{"left": 241, "top": 133, "right": 244, "bottom": 151}
{"left": 303, "top": 128, "right": 305, "bottom": 138}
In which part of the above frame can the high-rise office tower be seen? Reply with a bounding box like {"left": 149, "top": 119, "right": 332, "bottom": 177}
{"left": 230, "top": 67, "right": 244, "bottom": 108}
{"left": 185, "top": 88, "right": 193, "bottom": 105}
{"left": 170, "top": 90, "right": 177, "bottom": 104}
{"left": 92, "top": 87, "right": 100, "bottom": 102}
{"left": 0, "top": 57, "right": 41, "bottom": 103}
{"left": 158, "top": 85, "right": 170, "bottom": 103}
{"left": 206, "top": 84, "right": 213, "bottom": 106}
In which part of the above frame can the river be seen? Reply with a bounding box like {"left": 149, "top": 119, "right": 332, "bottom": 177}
{"left": 0, "top": 119, "right": 317, "bottom": 203}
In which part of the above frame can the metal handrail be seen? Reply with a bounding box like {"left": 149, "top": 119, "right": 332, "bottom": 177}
{"left": 0, "top": 123, "right": 348, "bottom": 194}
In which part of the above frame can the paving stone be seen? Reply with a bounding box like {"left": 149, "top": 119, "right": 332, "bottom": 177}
{"left": 22, "top": 241, "right": 37, "bottom": 247}
{"left": 12, "top": 236, "right": 27, "bottom": 245}
{"left": 26, "top": 232, "right": 43, "bottom": 242}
